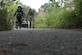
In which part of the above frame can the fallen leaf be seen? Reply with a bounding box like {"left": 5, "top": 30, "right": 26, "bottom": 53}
{"left": 0, "top": 48, "right": 12, "bottom": 53}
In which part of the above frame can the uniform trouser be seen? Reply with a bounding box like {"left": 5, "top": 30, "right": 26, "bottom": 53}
{"left": 29, "top": 15, "right": 34, "bottom": 28}
{"left": 16, "top": 16, "right": 22, "bottom": 28}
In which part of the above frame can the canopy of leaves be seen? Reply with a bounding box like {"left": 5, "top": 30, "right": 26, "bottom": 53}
{"left": 40, "top": 2, "right": 60, "bottom": 13}
{"left": 36, "top": 0, "right": 82, "bottom": 28}
{"left": 0, "top": 0, "right": 19, "bottom": 31}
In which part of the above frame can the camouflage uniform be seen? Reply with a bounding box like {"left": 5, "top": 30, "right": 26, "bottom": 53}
{"left": 14, "top": 6, "right": 24, "bottom": 28}
{"left": 27, "top": 8, "right": 35, "bottom": 28}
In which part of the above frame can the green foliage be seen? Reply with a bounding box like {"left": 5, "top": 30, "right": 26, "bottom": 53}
{"left": 0, "top": 9, "right": 11, "bottom": 31}
{"left": 0, "top": 0, "right": 19, "bottom": 31}
{"left": 21, "top": 4, "right": 30, "bottom": 19}
{"left": 40, "top": 2, "right": 60, "bottom": 13}
{"left": 35, "top": 15, "right": 47, "bottom": 28}
{"left": 45, "top": 8, "right": 82, "bottom": 28}
{"left": 75, "top": 0, "right": 82, "bottom": 16}
{"left": 74, "top": 0, "right": 82, "bottom": 27}
{"left": 36, "top": 8, "right": 82, "bottom": 28}
{"left": 35, "top": 0, "right": 82, "bottom": 28}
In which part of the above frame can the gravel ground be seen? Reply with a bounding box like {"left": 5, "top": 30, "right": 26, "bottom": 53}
{"left": 0, "top": 28, "right": 82, "bottom": 55}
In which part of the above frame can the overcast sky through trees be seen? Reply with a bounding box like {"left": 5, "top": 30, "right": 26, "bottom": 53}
{"left": 20, "top": 0, "right": 49, "bottom": 11}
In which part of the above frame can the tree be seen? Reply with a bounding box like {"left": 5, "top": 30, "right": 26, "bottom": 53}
{"left": 74, "top": 0, "right": 82, "bottom": 27}
{"left": 0, "top": 0, "right": 19, "bottom": 31}
{"left": 40, "top": 1, "right": 60, "bottom": 13}
{"left": 40, "top": 0, "right": 73, "bottom": 13}
{"left": 54, "top": 0, "right": 73, "bottom": 7}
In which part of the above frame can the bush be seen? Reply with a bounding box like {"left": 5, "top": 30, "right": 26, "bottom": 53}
{"left": 74, "top": 0, "right": 82, "bottom": 28}
{"left": 0, "top": 9, "right": 12, "bottom": 31}
{"left": 35, "top": 0, "right": 82, "bottom": 29}
{"left": 35, "top": 15, "right": 47, "bottom": 28}
{"left": 45, "top": 9, "right": 81, "bottom": 28}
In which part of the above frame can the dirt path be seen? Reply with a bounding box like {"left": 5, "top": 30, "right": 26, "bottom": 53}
{"left": 0, "top": 29, "right": 82, "bottom": 55}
